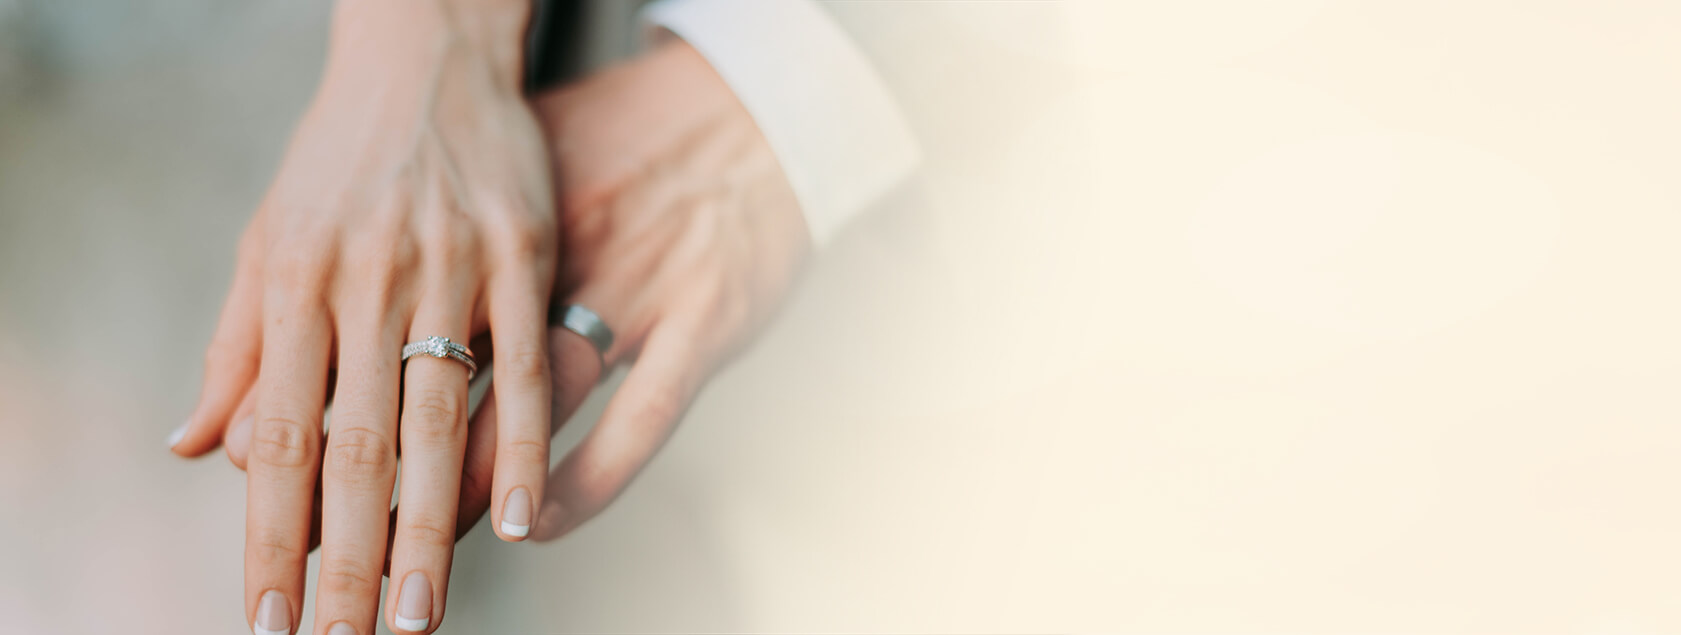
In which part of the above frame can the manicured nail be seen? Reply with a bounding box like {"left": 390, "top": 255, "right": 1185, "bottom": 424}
{"left": 394, "top": 572, "right": 432, "bottom": 632}
{"left": 500, "top": 487, "right": 532, "bottom": 538}
{"left": 166, "top": 422, "right": 188, "bottom": 449}
{"left": 326, "top": 622, "right": 357, "bottom": 635}
{"left": 252, "top": 590, "right": 290, "bottom": 635}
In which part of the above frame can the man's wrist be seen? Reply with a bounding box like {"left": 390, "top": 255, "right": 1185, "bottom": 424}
{"left": 639, "top": 0, "right": 920, "bottom": 247}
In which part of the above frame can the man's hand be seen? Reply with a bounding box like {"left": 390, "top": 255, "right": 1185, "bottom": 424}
{"left": 439, "top": 37, "right": 812, "bottom": 543}
{"left": 514, "top": 37, "right": 811, "bottom": 540}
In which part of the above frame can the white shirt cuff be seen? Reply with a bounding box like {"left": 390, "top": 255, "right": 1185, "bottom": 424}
{"left": 641, "top": 0, "right": 922, "bottom": 247}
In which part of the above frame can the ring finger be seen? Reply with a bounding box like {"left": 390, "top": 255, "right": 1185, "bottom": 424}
{"left": 385, "top": 299, "right": 476, "bottom": 634}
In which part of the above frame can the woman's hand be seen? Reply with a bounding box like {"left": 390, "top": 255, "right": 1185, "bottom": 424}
{"left": 178, "top": 35, "right": 810, "bottom": 629}
{"left": 168, "top": 1, "right": 556, "bottom": 633}
{"left": 208, "top": 36, "right": 810, "bottom": 540}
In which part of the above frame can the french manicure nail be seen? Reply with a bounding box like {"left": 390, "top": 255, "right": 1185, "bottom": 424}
{"left": 500, "top": 487, "right": 532, "bottom": 538}
{"left": 394, "top": 572, "right": 432, "bottom": 632}
{"left": 166, "top": 422, "right": 188, "bottom": 449}
{"left": 326, "top": 622, "right": 357, "bottom": 635}
{"left": 252, "top": 590, "right": 290, "bottom": 635}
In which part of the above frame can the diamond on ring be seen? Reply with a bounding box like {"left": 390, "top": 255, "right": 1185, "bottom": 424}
{"left": 425, "top": 336, "right": 449, "bottom": 357}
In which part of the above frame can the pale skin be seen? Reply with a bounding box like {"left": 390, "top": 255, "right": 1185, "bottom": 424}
{"left": 170, "top": 10, "right": 809, "bottom": 634}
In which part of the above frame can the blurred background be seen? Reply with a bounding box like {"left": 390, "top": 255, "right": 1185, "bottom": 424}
{"left": 4, "top": 1, "right": 1681, "bottom": 633}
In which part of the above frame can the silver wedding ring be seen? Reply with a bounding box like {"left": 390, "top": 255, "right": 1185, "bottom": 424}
{"left": 550, "top": 304, "right": 614, "bottom": 369}
{"left": 402, "top": 335, "right": 478, "bottom": 379}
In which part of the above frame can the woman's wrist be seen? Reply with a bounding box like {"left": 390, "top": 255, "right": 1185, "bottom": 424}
{"left": 327, "top": 0, "right": 531, "bottom": 87}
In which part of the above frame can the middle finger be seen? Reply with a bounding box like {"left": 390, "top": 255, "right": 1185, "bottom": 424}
{"left": 313, "top": 311, "right": 403, "bottom": 635}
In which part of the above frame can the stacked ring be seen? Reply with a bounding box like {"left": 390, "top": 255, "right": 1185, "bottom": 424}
{"left": 401, "top": 335, "right": 478, "bottom": 379}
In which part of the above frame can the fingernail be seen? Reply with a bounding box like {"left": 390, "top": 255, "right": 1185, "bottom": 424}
{"left": 252, "top": 590, "right": 290, "bottom": 635}
{"left": 394, "top": 572, "right": 432, "bottom": 632}
{"left": 166, "top": 422, "right": 188, "bottom": 449}
{"left": 500, "top": 487, "right": 532, "bottom": 538}
{"left": 326, "top": 622, "right": 357, "bottom": 635}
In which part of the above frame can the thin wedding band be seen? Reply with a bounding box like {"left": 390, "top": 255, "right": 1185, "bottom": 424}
{"left": 402, "top": 335, "right": 478, "bottom": 379}
{"left": 549, "top": 304, "right": 614, "bottom": 370}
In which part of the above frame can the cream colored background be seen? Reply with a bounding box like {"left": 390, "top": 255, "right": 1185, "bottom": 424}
{"left": 3, "top": 1, "right": 1679, "bottom": 633}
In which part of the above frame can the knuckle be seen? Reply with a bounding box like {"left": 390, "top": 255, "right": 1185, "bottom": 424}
{"left": 402, "top": 515, "right": 457, "bottom": 550}
{"left": 496, "top": 343, "right": 549, "bottom": 386}
{"left": 318, "top": 556, "right": 382, "bottom": 598}
{"left": 265, "top": 248, "right": 331, "bottom": 292}
{"left": 252, "top": 415, "right": 318, "bottom": 468}
{"left": 410, "top": 386, "right": 464, "bottom": 421}
{"left": 249, "top": 530, "right": 305, "bottom": 568}
{"left": 500, "top": 437, "right": 550, "bottom": 468}
{"left": 405, "top": 388, "right": 466, "bottom": 444}
{"left": 324, "top": 428, "right": 396, "bottom": 481}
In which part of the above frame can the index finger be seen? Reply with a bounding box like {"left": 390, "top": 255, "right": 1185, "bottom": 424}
{"left": 174, "top": 237, "right": 264, "bottom": 456}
